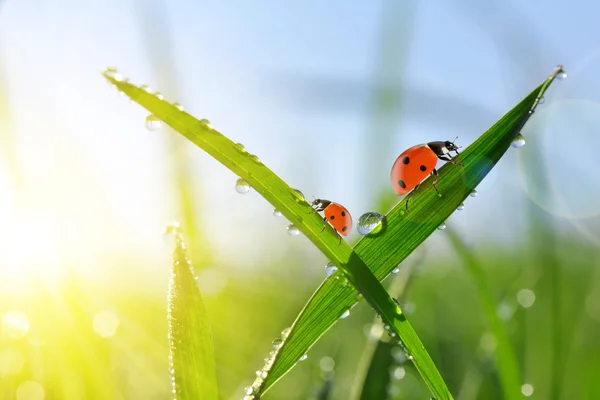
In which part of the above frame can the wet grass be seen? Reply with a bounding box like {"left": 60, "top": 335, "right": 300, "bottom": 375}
{"left": 102, "top": 65, "right": 562, "bottom": 399}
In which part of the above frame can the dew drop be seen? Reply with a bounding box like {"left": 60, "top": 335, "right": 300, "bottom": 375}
{"left": 340, "top": 309, "right": 350, "bottom": 319}
{"left": 145, "top": 115, "right": 162, "bottom": 131}
{"left": 298, "top": 354, "right": 307, "bottom": 362}
{"left": 286, "top": 224, "right": 300, "bottom": 236}
{"left": 437, "top": 223, "right": 447, "bottom": 230}
{"left": 538, "top": 96, "right": 545, "bottom": 105}
{"left": 325, "top": 262, "right": 338, "bottom": 278}
{"left": 235, "top": 143, "right": 246, "bottom": 152}
{"left": 470, "top": 189, "right": 478, "bottom": 197}
{"left": 281, "top": 327, "right": 291, "bottom": 338}
{"left": 271, "top": 338, "right": 283, "bottom": 349}
{"left": 457, "top": 203, "right": 465, "bottom": 211}
{"left": 154, "top": 91, "right": 165, "bottom": 100}
{"left": 557, "top": 70, "right": 568, "bottom": 80}
{"left": 273, "top": 209, "right": 283, "bottom": 217}
{"left": 235, "top": 178, "right": 251, "bottom": 194}
{"left": 391, "top": 267, "right": 400, "bottom": 274}
{"left": 199, "top": 119, "right": 213, "bottom": 129}
{"left": 249, "top": 154, "right": 262, "bottom": 164}
{"left": 292, "top": 189, "right": 305, "bottom": 201}
{"left": 140, "top": 84, "right": 152, "bottom": 93}
{"left": 511, "top": 134, "right": 526, "bottom": 148}
{"left": 357, "top": 212, "right": 385, "bottom": 235}
{"left": 172, "top": 102, "right": 184, "bottom": 111}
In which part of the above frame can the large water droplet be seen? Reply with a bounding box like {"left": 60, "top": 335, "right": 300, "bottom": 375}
{"left": 286, "top": 224, "right": 300, "bottom": 236}
{"left": 272, "top": 338, "right": 283, "bottom": 349}
{"left": 557, "top": 70, "right": 568, "bottom": 80}
{"left": 145, "top": 115, "right": 162, "bottom": 131}
{"left": 470, "top": 189, "right": 478, "bottom": 197}
{"left": 235, "top": 143, "right": 246, "bottom": 152}
{"left": 235, "top": 178, "right": 251, "bottom": 194}
{"left": 140, "top": 84, "right": 152, "bottom": 93}
{"left": 538, "top": 96, "right": 545, "bottom": 105}
{"left": 437, "top": 223, "right": 446, "bottom": 230}
{"left": 172, "top": 102, "right": 184, "bottom": 111}
{"left": 292, "top": 189, "right": 305, "bottom": 201}
{"left": 153, "top": 91, "right": 165, "bottom": 100}
{"left": 511, "top": 134, "right": 526, "bottom": 148}
{"left": 325, "top": 262, "right": 338, "bottom": 278}
{"left": 273, "top": 209, "right": 282, "bottom": 217}
{"left": 340, "top": 310, "right": 350, "bottom": 319}
{"left": 457, "top": 203, "right": 465, "bottom": 211}
{"left": 392, "top": 267, "right": 400, "bottom": 274}
{"left": 357, "top": 212, "right": 385, "bottom": 235}
{"left": 298, "top": 354, "right": 307, "bottom": 362}
{"left": 281, "top": 327, "right": 291, "bottom": 338}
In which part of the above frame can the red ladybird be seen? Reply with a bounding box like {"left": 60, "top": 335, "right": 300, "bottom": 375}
{"left": 391, "top": 137, "right": 463, "bottom": 212}
{"left": 311, "top": 199, "right": 352, "bottom": 241}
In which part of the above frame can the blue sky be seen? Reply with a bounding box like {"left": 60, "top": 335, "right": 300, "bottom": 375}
{"left": 0, "top": 0, "right": 599, "bottom": 288}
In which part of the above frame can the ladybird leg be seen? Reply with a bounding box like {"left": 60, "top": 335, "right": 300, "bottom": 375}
{"left": 404, "top": 183, "right": 421, "bottom": 213}
{"left": 431, "top": 168, "right": 440, "bottom": 194}
{"left": 439, "top": 154, "right": 463, "bottom": 167}
{"left": 320, "top": 216, "right": 328, "bottom": 233}
{"left": 338, "top": 236, "right": 342, "bottom": 246}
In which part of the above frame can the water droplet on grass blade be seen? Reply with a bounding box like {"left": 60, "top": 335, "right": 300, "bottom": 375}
{"left": 286, "top": 224, "right": 300, "bottom": 236}
{"left": 457, "top": 203, "right": 465, "bottom": 211}
{"left": 511, "top": 134, "right": 526, "bottom": 148}
{"left": 272, "top": 338, "right": 283, "bottom": 349}
{"left": 325, "top": 262, "right": 338, "bottom": 277}
{"left": 281, "top": 327, "right": 291, "bottom": 337}
{"left": 236, "top": 143, "right": 246, "bottom": 152}
{"left": 298, "top": 354, "right": 307, "bottom": 362}
{"left": 470, "top": 189, "right": 478, "bottom": 197}
{"left": 153, "top": 91, "right": 164, "bottom": 100}
{"left": 437, "top": 223, "right": 446, "bottom": 230}
{"left": 273, "top": 209, "right": 282, "bottom": 217}
{"left": 340, "top": 310, "right": 350, "bottom": 319}
{"left": 292, "top": 189, "right": 305, "bottom": 201}
{"left": 140, "top": 84, "right": 152, "bottom": 93}
{"left": 199, "top": 119, "right": 214, "bottom": 129}
{"left": 235, "top": 178, "right": 251, "bottom": 194}
{"left": 392, "top": 267, "right": 400, "bottom": 274}
{"left": 172, "top": 102, "right": 184, "bottom": 111}
{"left": 557, "top": 70, "right": 568, "bottom": 80}
{"left": 357, "top": 212, "right": 385, "bottom": 235}
{"left": 145, "top": 115, "right": 162, "bottom": 131}
{"left": 539, "top": 96, "right": 545, "bottom": 104}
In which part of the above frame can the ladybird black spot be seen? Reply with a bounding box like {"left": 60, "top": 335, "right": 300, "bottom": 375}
{"left": 398, "top": 180, "right": 406, "bottom": 188}
{"left": 341, "top": 211, "right": 346, "bottom": 217}
{"left": 342, "top": 226, "right": 348, "bottom": 232}
{"left": 330, "top": 215, "right": 335, "bottom": 220}
{"left": 402, "top": 156, "right": 410, "bottom": 165}
{"left": 420, "top": 165, "right": 427, "bottom": 172}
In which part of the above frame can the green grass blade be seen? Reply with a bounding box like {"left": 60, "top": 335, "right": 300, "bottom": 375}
{"left": 445, "top": 226, "right": 521, "bottom": 400}
{"left": 103, "top": 70, "right": 452, "bottom": 399}
{"left": 102, "top": 65, "right": 562, "bottom": 400}
{"left": 167, "top": 227, "right": 218, "bottom": 400}
{"left": 351, "top": 252, "right": 423, "bottom": 400}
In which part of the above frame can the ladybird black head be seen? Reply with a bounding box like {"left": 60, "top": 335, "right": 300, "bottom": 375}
{"left": 445, "top": 136, "right": 462, "bottom": 153}
{"left": 311, "top": 198, "right": 331, "bottom": 212}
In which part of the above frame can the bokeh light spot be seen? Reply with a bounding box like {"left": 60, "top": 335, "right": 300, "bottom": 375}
{"left": 196, "top": 268, "right": 227, "bottom": 297}
{"left": 2, "top": 310, "right": 30, "bottom": 340}
{"left": 0, "top": 347, "right": 24, "bottom": 375}
{"left": 17, "top": 380, "right": 45, "bottom": 400}
{"left": 521, "top": 383, "right": 534, "bottom": 397}
{"left": 517, "top": 289, "right": 536, "bottom": 308}
{"left": 93, "top": 311, "right": 119, "bottom": 338}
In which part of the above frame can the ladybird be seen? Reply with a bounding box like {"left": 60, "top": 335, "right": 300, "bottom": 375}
{"left": 310, "top": 199, "right": 352, "bottom": 241}
{"left": 391, "top": 137, "right": 463, "bottom": 212}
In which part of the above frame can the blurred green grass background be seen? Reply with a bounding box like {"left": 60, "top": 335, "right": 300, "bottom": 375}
{"left": 1, "top": 0, "right": 600, "bottom": 399}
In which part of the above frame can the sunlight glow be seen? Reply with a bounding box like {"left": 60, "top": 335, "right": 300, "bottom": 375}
{"left": 2, "top": 310, "right": 30, "bottom": 340}
{"left": 16, "top": 380, "right": 45, "bottom": 400}
{"left": 0, "top": 347, "right": 24, "bottom": 375}
{"left": 93, "top": 311, "right": 120, "bottom": 338}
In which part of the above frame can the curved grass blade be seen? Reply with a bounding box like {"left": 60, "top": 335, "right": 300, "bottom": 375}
{"left": 255, "top": 65, "right": 564, "bottom": 394}
{"left": 102, "top": 65, "right": 562, "bottom": 399}
{"left": 102, "top": 70, "right": 452, "bottom": 399}
{"left": 445, "top": 226, "right": 521, "bottom": 400}
{"left": 167, "top": 226, "right": 218, "bottom": 400}
{"left": 351, "top": 251, "right": 424, "bottom": 400}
